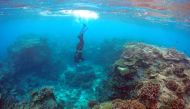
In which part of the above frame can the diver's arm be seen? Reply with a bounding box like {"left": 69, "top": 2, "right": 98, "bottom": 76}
{"left": 79, "top": 24, "right": 88, "bottom": 36}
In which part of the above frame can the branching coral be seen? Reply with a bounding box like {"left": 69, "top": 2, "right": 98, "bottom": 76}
{"left": 170, "top": 98, "right": 185, "bottom": 109}
{"left": 139, "top": 82, "right": 160, "bottom": 109}
{"left": 139, "top": 82, "right": 160, "bottom": 102}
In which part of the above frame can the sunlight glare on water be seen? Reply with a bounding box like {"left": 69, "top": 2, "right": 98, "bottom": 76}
{"left": 0, "top": 0, "right": 190, "bottom": 25}
{"left": 39, "top": 9, "right": 99, "bottom": 21}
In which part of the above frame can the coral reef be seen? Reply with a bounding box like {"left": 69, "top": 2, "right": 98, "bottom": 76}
{"left": 0, "top": 54, "right": 105, "bottom": 109}
{"left": 28, "top": 87, "right": 62, "bottom": 109}
{"left": 97, "top": 43, "right": 190, "bottom": 109}
{"left": 8, "top": 35, "right": 52, "bottom": 76}
{"left": 92, "top": 99, "right": 146, "bottom": 109}
{"left": 1, "top": 39, "right": 190, "bottom": 109}
{"left": 0, "top": 87, "right": 63, "bottom": 109}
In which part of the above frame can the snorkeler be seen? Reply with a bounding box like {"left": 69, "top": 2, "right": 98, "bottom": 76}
{"left": 74, "top": 24, "right": 88, "bottom": 63}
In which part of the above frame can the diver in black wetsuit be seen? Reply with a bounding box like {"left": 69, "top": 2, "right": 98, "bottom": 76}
{"left": 74, "top": 24, "right": 88, "bottom": 63}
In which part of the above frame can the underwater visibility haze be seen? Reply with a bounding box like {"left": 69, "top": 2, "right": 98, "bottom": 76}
{"left": 0, "top": 0, "right": 190, "bottom": 109}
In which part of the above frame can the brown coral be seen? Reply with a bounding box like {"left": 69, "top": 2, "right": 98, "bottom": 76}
{"left": 112, "top": 99, "right": 146, "bottom": 109}
{"left": 165, "top": 80, "right": 179, "bottom": 91}
{"left": 112, "top": 99, "right": 128, "bottom": 109}
{"left": 126, "top": 100, "right": 146, "bottom": 109}
{"left": 92, "top": 99, "right": 146, "bottom": 109}
{"left": 182, "top": 77, "right": 190, "bottom": 96}
{"left": 159, "top": 105, "right": 172, "bottom": 109}
{"left": 162, "top": 49, "right": 185, "bottom": 62}
{"left": 173, "top": 65, "right": 186, "bottom": 78}
{"left": 182, "top": 78, "right": 190, "bottom": 86}
{"left": 185, "top": 84, "right": 190, "bottom": 96}
{"left": 176, "top": 87, "right": 184, "bottom": 98}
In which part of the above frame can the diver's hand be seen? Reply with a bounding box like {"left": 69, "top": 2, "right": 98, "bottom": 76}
{"left": 82, "top": 24, "right": 88, "bottom": 32}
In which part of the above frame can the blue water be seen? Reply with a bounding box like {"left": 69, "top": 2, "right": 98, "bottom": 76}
{"left": 1, "top": 16, "right": 190, "bottom": 57}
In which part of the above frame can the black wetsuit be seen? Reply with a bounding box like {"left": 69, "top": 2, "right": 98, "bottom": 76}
{"left": 74, "top": 24, "right": 87, "bottom": 63}
{"left": 74, "top": 33, "right": 84, "bottom": 63}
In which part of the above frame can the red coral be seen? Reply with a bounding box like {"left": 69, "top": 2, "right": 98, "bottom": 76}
{"left": 166, "top": 80, "right": 178, "bottom": 91}
{"left": 139, "top": 82, "right": 160, "bottom": 109}
{"left": 170, "top": 98, "right": 185, "bottom": 109}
